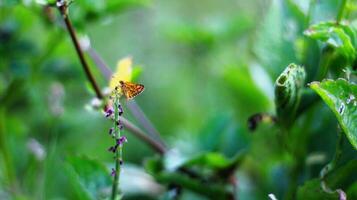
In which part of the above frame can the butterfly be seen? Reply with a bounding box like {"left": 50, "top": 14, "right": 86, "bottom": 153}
{"left": 118, "top": 80, "right": 145, "bottom": 100}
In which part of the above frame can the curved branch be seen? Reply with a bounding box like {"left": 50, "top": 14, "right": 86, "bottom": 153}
{"left": 57, "top": 3, "right": 103, "bottom": 99}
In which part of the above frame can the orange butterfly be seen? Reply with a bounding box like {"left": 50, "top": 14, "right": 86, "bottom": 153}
{"left": 118, "top": 80, "right": 144, "bottom": 100}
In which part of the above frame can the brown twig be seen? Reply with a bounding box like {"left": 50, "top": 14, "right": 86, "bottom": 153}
{"left": 121, "top": 117, "right": 166, "bottom": 154}
{"left": 126, "top": 101, "right": 166, "bottom": 147}
{"left": 57, "top": 3, "right": 103, "bottom": 99}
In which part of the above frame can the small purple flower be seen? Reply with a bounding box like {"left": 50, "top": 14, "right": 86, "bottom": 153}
{"left": 105, "top": 107, "right": 114, "bottom": 118}
{"left": 111, "top": 168, "right": 116, "bottom": 176}
{"left": 116, "top": 120, "right": 124, "bottom": 130}
{"left": 118, "top": 104, "right": 123, "bottom": 116}
{"left": 116, "top": 136, "right": 128, "bottom": 146}
{"left": 118, "top": 123, "right": 124, "bottom": 130}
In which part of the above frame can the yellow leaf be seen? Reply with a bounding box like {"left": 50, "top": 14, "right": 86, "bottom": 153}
{"left": 109, "top": 56, "right": 133, "bottom": 91}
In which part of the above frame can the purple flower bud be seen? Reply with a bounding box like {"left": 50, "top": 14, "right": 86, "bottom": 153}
{"left": 119, "top": 124, "right": 124, "bottom": 130}
{"left": 109, "top": 128, "right": 114, "bottom": 135}
{"left": 105, "top": 107, "right": 114, "bottom": 118}
{"left": 108, "top": 145, "right": 118, "bottom": 153}
{"left": 118, "top": 104, "right": 123, "bottom": 116}
{"left": 116, "top": 136, "right": 128, "bottom": 146}
{"left": 116, "top": 120, "right": 124, "bottom": 130}
{"left": 119, "top": 159, "right": 123, "bottom": 165}
{"left": 111, "top": 168, "right": 116, "bottom": 176}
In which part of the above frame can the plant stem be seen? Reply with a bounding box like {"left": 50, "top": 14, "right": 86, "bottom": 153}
{"left": 318, "top": 128, "right": 346, "bottom": 199}
{"left": 126, "top": 101, "right": 166, "bottom": 148}
{"left": 305, "top": 0, "right": 317, "bottom": 28}
{"left": 316, "top": 48, "right": 334, "bottom": 81}
{"left": 57, "top": 3, "right": 103, "bottom": 99}
{"left": 111, "top": 98, "right": 122, "bottom": 200}
{"left": 320, "top": 128, "right": 343, "bottom": 188}
{"left": 336, "top": 0, "right": 348, "bottom": 23}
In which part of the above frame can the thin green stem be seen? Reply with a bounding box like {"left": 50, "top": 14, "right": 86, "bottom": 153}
{"left": 316, "top": 49, "right": 334, "bottom": 81}
{"left": 305, "top": 0, "right": 317, "bottom": 28}
{"left": 111, "top": 97, "right": 122, "bottom": 200}
{"left": 336, "top": 0, "right": 348, "bottom": 23}
{"left": 319, "top": 128, "right": 345, "bottom": 197}
{"left": 285, "top": 107, "right": 315, "bottom": 200}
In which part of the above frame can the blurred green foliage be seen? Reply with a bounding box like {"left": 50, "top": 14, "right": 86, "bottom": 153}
{"left": 0, "top": 0, "right": 357, "bottom": 200}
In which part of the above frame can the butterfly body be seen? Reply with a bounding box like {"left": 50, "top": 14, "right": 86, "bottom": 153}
{"left": 119, "top": 81, "right": 145, "bottom": 100}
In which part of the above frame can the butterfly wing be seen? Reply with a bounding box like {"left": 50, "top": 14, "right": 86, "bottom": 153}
{"left": 120, "top": 81, "right": 145, "bottom": 99}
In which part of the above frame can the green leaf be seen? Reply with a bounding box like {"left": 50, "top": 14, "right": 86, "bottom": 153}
{"left": 145, "top": 153, "right": 235, "bottom": 199}
{"left": 309, "top": 79, "right": 357, "bottom": 149}
{"left": 65, "top": 156, "right": 111, "bottom": 200}
{"left": 156, "top": 171, "right": 230, "bottom": 199}
{"left": 304, "top": 22, "right": 356, "bottom": 64}
{"left": 224, "top": 65, "right": 271, "bottom": 118}
{"left": 182, "top": 153, "right": 231, "bottom": 169}
{"left": 64, "top": 163, "right": 94, "bottom": 200}
{"left": 145, "top": 156, "right": 164, "bottom": 175}
{"left": 181, "top": 151, "right": 245, "bottom": 172}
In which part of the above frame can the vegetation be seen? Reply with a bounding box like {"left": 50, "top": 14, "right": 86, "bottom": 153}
{"left": 0, "top": 0, "right": 356, "bottom": 199}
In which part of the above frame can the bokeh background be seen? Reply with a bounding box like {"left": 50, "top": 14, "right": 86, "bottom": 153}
{"left": 1, "top": 0, "right": 356, "bottom": 199}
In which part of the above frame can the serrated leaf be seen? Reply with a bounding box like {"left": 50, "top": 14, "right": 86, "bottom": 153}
{"left": 309, "top": 79, "right": 357, "bottom": 149}
{"left": 304, "top": 22, "right": 356, "bottom": 64}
